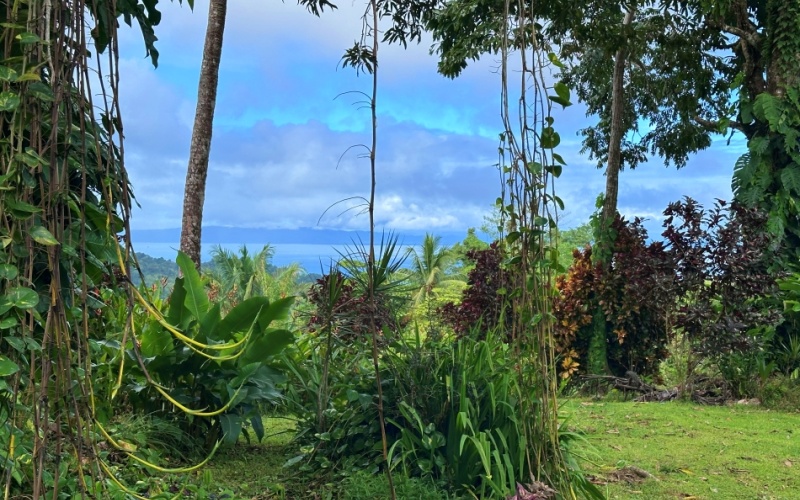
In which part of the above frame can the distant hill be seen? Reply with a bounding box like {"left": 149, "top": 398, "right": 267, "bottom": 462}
{"left": 130, "top": 252, "right": 322, "bottom": 288}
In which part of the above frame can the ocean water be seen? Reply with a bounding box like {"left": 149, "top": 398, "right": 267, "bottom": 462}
{"left": 132, "top": 242, "right": 417, "bottom": 272}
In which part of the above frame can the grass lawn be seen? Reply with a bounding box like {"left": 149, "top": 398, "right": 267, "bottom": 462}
{"left": 561, "top": 399, "right": 800, "bottom": 499}
{"left": 195, "top": 402, "right": 799, "bottom": 499}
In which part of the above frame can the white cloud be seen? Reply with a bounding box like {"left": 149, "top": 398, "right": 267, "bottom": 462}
{"left": 116, "top": 0, "right": 742, "bottom": 244}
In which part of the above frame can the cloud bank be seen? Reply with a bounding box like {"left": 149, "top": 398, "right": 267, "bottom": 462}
{"left": 117, "top": 0, "right": 739, "bottom": 243}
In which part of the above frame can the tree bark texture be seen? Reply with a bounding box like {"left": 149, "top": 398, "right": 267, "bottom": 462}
{"left": 601, "top": 9, "right": 635, "bottom": 229}
{"left": 180, "top": 0, "right": 228, "bottom": 269}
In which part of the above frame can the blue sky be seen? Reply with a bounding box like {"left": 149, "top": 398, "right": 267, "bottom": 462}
{"left": 116, "top": 0, "right": 743, "bottom": 241}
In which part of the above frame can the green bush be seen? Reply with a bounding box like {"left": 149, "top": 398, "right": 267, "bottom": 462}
{"left": 385, "top": 330, "right": 602, "bottom": 499}
{"left": 280, "top": 334, "right": 387, "bottom": 475}
{"left": 115, "top": 252, "right": 295, "bottom": 451}
{"left": 759, "top": 376, "right": 800, "bottom": 411}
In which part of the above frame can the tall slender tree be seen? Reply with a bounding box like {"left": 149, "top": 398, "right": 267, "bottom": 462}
{"left": 179, "top": 0, "right": 338, "bottom": 269}
{"left": 180, "top": 0, "right": 228, "bottom": 269}
{"left": 600, "top": 8, "right": 635, "bottom": 230}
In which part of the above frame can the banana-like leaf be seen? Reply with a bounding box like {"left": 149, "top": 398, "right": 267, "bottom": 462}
{"left": 167, "top": 276, "right": 189, "bottom": 328}
{"left": 199, "top": 302, "right": 222, "bottom": 341}
{"left": 257, "top": 296, "right": 295, "bottom": 330}
{"left": 240, "top": 328, "right": 293, "bottom": 365}
{"left": 216, "top": 297, "right": 270, "bottom": 342}
{"left": 177, "top": 251, "right": 209, "bottom": 322}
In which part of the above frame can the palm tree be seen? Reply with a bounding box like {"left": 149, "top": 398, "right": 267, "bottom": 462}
{"left": 180, "top": 0, "right": 228, "bottom": 269}
{"left": 407, "top": 234, "right": 466, "bottom": 338}
{"left": 207, "top": 244, "right": 272, "bottom": 308}
{"left": 258, "top": 262, "right": 304, "bottom": 301}
{"left": 207, "top": 244, "right": 304, "bottom": 310}
{"left": 408, "top": 234, "right": 460, "bottom": 306}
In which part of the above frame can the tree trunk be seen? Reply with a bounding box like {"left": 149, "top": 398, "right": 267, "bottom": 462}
{"left": 600, "top": 8, "right": 635, "bottom": 229}
{"left": 590, "top": 9, "right": 635, "bottom": 376}
{"left": 180, "top": 0, "right": 228, "bottom": 269}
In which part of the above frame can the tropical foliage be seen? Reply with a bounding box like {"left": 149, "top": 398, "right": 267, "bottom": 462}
{"left": 206, "top": 244, "right": 304, "bottom": 310}
{"left": 4, "top": 0, "right": 800, "bottom": 498}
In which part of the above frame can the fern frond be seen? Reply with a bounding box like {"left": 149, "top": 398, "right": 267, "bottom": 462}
{"left": 780, "top": 165, "right": 800, "bottom": 195}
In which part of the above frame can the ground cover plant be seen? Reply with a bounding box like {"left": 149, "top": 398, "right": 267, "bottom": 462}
{"left": 560, "top": 399, "right": 800, "bottom": 500}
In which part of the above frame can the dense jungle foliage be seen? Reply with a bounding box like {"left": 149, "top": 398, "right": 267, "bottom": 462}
{"left": 1, "top": 0, "right": 799, "bottom": 498}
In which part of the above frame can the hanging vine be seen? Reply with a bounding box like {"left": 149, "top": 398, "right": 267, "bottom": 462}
{"left": 0, "top": 0, "right": 256, "bottom": 497}
{"left": 496, "top": 0, "right": 590, "bottom": 494}
{"left": 0, "top": 0, "right": 135, "bottom": 495}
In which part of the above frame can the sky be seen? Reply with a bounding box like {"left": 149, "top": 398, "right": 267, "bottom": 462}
{"left": 116, "top": 0, "right": 743, "bottom": 244}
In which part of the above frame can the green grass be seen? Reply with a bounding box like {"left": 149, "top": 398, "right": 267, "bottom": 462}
{"left": 202, "top": 416, "right": 297, "bottom": 499}
{"left": 180, "top": 401, "right": 799, "bottom": 499}
{"left": 561, "top": 399, "right": 800, "bottom": 499}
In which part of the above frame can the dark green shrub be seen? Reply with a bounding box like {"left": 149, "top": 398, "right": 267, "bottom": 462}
{"left": 120, "top": 252, "right": 295, "bottom": 450}
{"left": 280, "top": 335, "right": 388, "bottom": 475}
{"left": 385, "top": 330, "right": 602, "bottom": 499}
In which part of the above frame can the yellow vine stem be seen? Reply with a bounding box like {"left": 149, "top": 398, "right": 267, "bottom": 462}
{"left": 98, "top": 459, "right": 181, "bottom": 500}
{"left": 152, "top": 380, "right": 246, "bottom": 417}
{"left": 129, "top": 283, "right": 249, "bottom": 353}
{"left": 110, "top": 314, "right": 130, "bottom": 400}
{"left": 109, "top": 226, "right": 228, "bottom": 350}
{"left": 95, "top": 421, "right": 221, "bottom": 473}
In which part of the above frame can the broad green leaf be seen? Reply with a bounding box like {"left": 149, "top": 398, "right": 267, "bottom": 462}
{"left": 30, "top": 226, "right": 59, "bottom": 246}
{"left": 0, "top": 264, "right": 18, "bottom": 280}
{"left": 250, "top": 414, "right": 265, "bottom": 442}
{"left": 526, "top": 162, "right": 542, "bottom": 174}
{"left": 540, "top": 127, "right": 561, "bottom": 149}
{"left": 0, "top": 317, "right": 17, "bottom": 329}
{"left": 199, "top": 302, "right": 221, "bottom": 340}
{"left": 16, "top": 72, "right": 41, "bottom": 82}
{"left": 554, "top": 81, "right": 570, "bottom": 102}
{"left": 240, "top": 328, "right": 293, "bottom": 365}
{"left": 140, "top": 325, "right": 174, "bottom": 357}
{"left": 257, "top": 296, "right": 295, "bottom": 330}
{"left": 6, "top": 287, "right": 39, "bottom": 309}
{"left": 284, "top": 455, "right": 305, "bottom": 468}
{"left": 547, "top": 52, "right": 565, "bottom": 69}
{"left": 176, "top": 251, "right": 208, "bottom": 321}
{"left": 780, "top": 166, "right": 800, "bottom": 194}
{"left": 28, "top": 82, "right": 54, "bottom": 102}
{"left": 0, "top": 297, "right": 11, "bottom": 315}
{"left": 219, "top": 414, "right": 243, "bottom": 446}
{"left": 548, "top": 95, "right": 571, "bottom": 108}
{"left": 4, "top": 337, "right": 24, "bottom": 352}
{"left": 15, "top": 32, "right": 41, "bottom": 44}
{"left": 0, "top": 91, "right": 20, "bottom": 112}
{"left": 16, "top": 148, "right": 46, "bottom": 168}
{"left": 0, "top": 356, "right": 19, "bottom": 377}
{"left": 0, "top": 66, "right": 17, "bottom": 82}
{"left": 166, "top": 276, "right": 190, "bottom": 328}
{"left": 4, "top": 197, "right": 40, "bottom": 218}
{"left": 217, "top": 297, "right": 269, "bottom": 341}
{"left": 753, "top": 93, "right": 782, "bottom": 129}
{"left": 545, "top": 164, "right": 563, "bottom": 177}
